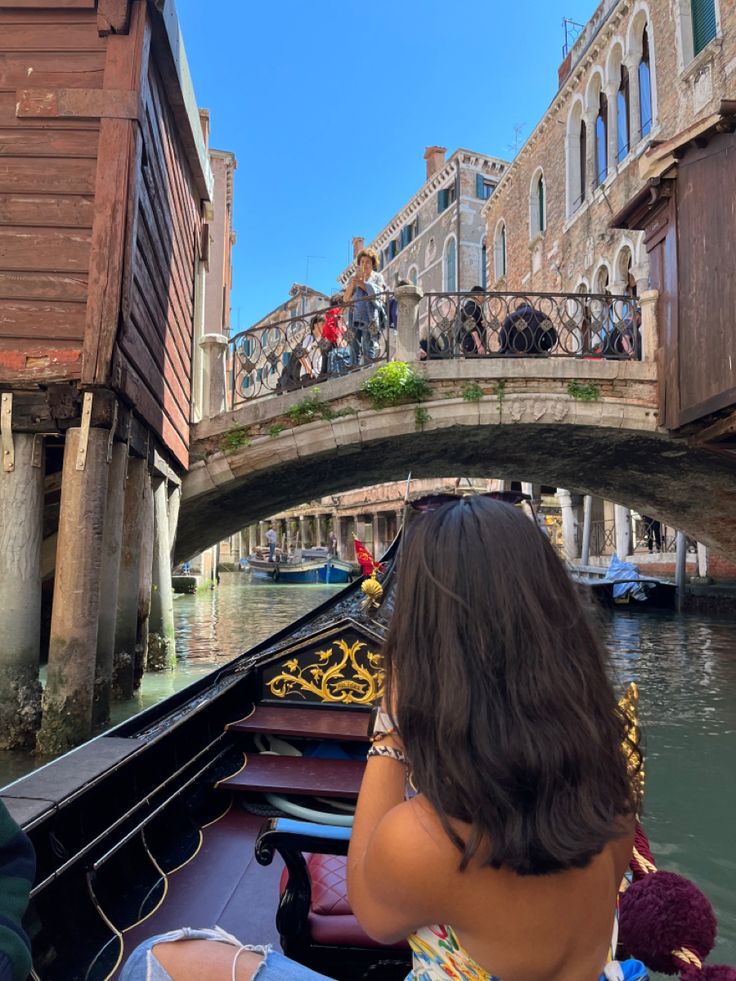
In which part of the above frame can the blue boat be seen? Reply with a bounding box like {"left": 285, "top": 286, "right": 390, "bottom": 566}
{"left": 247, "top": 555, "right": 327, "bottom": 583}
{"left": 318, "top": 557, "right": 358, "bottom": 584}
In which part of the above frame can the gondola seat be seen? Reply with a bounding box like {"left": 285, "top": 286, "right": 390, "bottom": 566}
{"left": 256, "top": 818, "right": 411, "bottom": 981}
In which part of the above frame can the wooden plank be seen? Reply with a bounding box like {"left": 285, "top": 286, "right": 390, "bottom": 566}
{"left": 0, "top": 23, "right": 103, "bottom": 50}
{"left": 0, "top": 297, "right": 84, "bottom": 339}
{"left": 218, "top": 755, "right": 365, "bottom": 799}
{"left": 0, "top": 0, "right": 95, "bottom": 7}
{"left": 228, "top": 705, "right": 371, "bottom": 742}
{"left": 0, "top": 343, "right": 82, "bottom": 383}
{"left": 0, "top": 92, "right": 97, "bottom": 129}
{"left": 0, "top": 226, "right": 90, "bottom": 271}
{"left": 0, "top": 193, "right": 94, "bottom": 227}
{"left": 0, "top": 271, "right": 87, "bottom": 301}
{"left": 81, "top": 0, "right": 148, "bottom": 385}
{"left": 0, "top": 157, "right": 96, "bottom": 194}
{"left": 0, "top": 128, "right": 98, "bottom": 157}
{"left": 17, "top": 87, "right": 138, "bottom": 120}
{"left": 0, "top": 51, "right": 105, "bottom": 89}
{"left": 97, "top": 0, "right": 130, "bottom": 35}
{"left": 120, "top": 304, "right": 191, "bottom": 426}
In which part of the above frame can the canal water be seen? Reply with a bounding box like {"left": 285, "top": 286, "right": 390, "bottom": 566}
{"left": 1, "top": 573, "right": 734, "bottom": 967}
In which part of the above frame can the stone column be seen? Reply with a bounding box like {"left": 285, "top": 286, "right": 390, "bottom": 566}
{"left": 394, "top": 284, "right": 424, "bottom": 362}
{"left": 627, "top": 58, "right": 642, "bottom": 147}
{"left": 580, "top": 495, "right": 593, "bottom": 565}
{"left": 149, "top": 477, "right": 175, "bottom": 671}
{"left": 38, "top": 427, "right": 110, "bottom": 754}
{"left": 258, "top": 521, "right": 266, "bottom": 547}
{"left": 334, "top": 514, "right": 345, "bottom": 558}
{"left": 167, "top": 483, "right": 181, "bottom": 564}
{"left": 248, "top": 525, "right": 257, "bottom": 555}
{"left": 0, "top": 433, "right": 43, "bottom": 749}
{"left": 199, "top": 333, "right": 229, "bottom": 418}
{"left": 93, "top": 441, "right": 128, "bottom": 727}
{"left": 639, "top": 289, "right": 659, "bottom": 362}
{"left": 605, "top": 84, "right": 618, "bottom": 174}
{"left": 614, "top": 504, "right": 632, "bottom": 559}
{"left": 113, "top": 457, "right": 147, "bottom": 699}
{"left": 675, "top": 531, "right": 687, "bottom": 612}
{"left": 315, "top": 513, "right": 325, "bottom": 547}
{"left": 697, "top": 542, "right": 709, "bottom": 579}
{"left": 558, "top": 490, "right": 579, "bottom": 562}
{"left": 299, "top": 515, "right": 309, "bottom": 548}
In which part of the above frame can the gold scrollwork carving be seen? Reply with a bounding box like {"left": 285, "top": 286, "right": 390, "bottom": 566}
{"left": 619, "top": 681, "right": 645, "bottom": 803}
{"left": 266, "top": 639, "right": 384, "bottom": 705}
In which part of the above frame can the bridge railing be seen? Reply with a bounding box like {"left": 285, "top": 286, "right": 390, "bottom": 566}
{"left": 229, "top": 291, "right": 394, "bottom": 406}
{"left": 422, "top": 290, "right": 641, "bottom": 360}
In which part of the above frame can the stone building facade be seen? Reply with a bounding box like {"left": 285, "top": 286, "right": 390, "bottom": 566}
{"left": 339, "top": 147, "right": 508, "bottom": 295}
{"left": 483, "top": 0, "right": 733, "bottom": 303}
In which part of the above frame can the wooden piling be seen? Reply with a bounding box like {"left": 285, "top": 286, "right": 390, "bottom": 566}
{"left": 148, "top": 477, "right": 175, "bottom": 670}
{"left": 112, "top": 456, "right": 145, "bottom": 700}
{"left": 93, "top": 440, "right": 128, "bottom": 726}
{"left": 135, "top": 468, "right": 155, "bottom": 687}
{"left": 37, "top": 427, "right": 110, "bottom": 754}
{"left": 0, "top": 433, "right": 43, "bottom": 749}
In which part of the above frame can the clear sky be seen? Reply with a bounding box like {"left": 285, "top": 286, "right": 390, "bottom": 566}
{"left": 175, "top": 0, "right": 597, "bottom": 333}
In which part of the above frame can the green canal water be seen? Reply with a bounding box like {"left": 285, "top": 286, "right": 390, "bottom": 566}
{"left": 2, "top": 573, "right": 734, "bottom": 967}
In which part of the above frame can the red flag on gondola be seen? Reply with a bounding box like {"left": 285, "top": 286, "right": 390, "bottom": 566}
{"left": 353, "top": 538, "right": 384, "bottom": 578}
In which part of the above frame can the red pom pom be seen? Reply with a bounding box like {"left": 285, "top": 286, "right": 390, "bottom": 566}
{"left": 619, "top": 871, "right": 717, "bottom": 974}
{"left": 696, "top": 969, "right": 736, "bottom": 981}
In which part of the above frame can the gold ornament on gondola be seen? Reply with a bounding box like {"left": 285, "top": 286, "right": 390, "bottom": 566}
{"left": 618, "top": 681, "right": 645, "bottom": 804}
{"left": 266, "top": 639, "right": 384, "bottom": 704}
{"left": 361, "top": 573, "right": 384, "bottom": 610}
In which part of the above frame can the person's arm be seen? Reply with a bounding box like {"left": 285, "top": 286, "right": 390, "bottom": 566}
{"left": 0, "top": 802, "right": 35, "bottom": 981}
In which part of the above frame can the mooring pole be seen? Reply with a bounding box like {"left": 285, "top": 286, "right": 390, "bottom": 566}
{"left": 148, "top": 476, "right": 176, "bottom": 670}
{"left": 675, "top": 530, "right": 687, "bottom": 613}
{"left": 580, "top": 495, "right": 593, "bottom": 566}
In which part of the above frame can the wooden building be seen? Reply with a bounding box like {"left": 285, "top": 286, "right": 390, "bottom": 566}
{"left": 0, "top": 0, "right": 214, "bottom": 752}
{"left": 613, "top": 101, "right": 736, "bottom": 442}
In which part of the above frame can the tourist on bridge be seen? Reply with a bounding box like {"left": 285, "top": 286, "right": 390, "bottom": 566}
{"left": 322, "top": 294, "right": 349, "bottom": 375}
{"left": 458, "top": 285, "right": 487, "bottom": 355}
{"left": 499, "top": 302, "right": 557, "bottom": 355}
{"left": 343, "top": 247, "right": 386, "bottom": 367}
{"left": 265, "top": 524, "right": 277, "bottom": 562}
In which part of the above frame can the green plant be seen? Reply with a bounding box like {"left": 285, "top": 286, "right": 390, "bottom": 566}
{"left": 360, "top": 361, "right": 433, "bottom": 409}
{"left": 461, "top": 381, "right": 484, "bottom": 402}
{"left": 567, "top": 381, "right": 601, "bottom": 402}
{"left": 221, "top": 426, "right": 251, "bottom": 453}
{"left": 331, "top": 406, "right": 359, "bottom": 418}
{"left": 268, "top": 423, "right": 285, "bottom": 437}
{"left": 414, "top": 406, "right": 431, "bottom": 430}
{"left": 286, "top": 389, "right": 336, "bottom": 425}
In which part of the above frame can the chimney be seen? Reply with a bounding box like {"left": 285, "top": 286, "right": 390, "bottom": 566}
{"left": 352, "top": 236, "right": 365, "bottom": 259}
{"left": 424, "top": 146, "right": 447, "bottom": 181}
{"left": 199, "top": 108, "right": 210, "bottom": 149}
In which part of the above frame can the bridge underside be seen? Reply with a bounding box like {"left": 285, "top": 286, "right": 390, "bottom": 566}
{"left": 177, "top": 421, "right": 736, "bottom": 563}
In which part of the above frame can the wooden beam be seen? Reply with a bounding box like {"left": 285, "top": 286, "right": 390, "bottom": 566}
{"left": 97, "top": 0, "right": 131, "bottom": 35}
{"left": 81, "top": 0, "right": 149, "bottom": 387}
{"left": 16, "top": 88, "right": 138, "bottom": 121}
{"left": 689, "top": 408, "right": 736, "bottom": 445}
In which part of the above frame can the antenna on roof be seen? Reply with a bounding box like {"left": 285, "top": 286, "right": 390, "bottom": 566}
{"left": 507, "top": 123, "right": 526, "bottom": 157}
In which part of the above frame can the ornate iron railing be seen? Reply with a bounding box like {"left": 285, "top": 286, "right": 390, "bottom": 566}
{"left": 581, "top": 519, "right": 695, "bottom": 557}
{"left": 229, "top": 292, "right": 393, "bottom": 405}
{"left": 423, "top": 290, "right": 641, "bottom": 360}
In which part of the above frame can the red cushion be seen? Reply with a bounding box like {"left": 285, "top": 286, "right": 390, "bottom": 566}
{"left": 308, "top": 853, "right": 353, "bottom": 915}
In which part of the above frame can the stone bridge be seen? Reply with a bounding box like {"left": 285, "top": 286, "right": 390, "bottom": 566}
{"left": 178, "top": 355, "right": 736, "bottom": 563}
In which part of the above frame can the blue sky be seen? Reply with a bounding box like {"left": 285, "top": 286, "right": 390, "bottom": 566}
{"left": 176, "top": 0, "right": 596, "bottom": 332}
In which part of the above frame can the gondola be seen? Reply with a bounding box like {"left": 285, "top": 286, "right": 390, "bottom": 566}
{"left": 1, "top": 495, "right": 724, "bottom": 981}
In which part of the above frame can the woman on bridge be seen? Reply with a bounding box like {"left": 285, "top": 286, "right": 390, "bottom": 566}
{"left": 121, "top": 497, "right": 643, "bottom": 981}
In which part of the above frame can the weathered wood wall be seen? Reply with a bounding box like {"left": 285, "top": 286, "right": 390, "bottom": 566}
{"left": 0, "top": 2, "right": 102, "bottom": 383}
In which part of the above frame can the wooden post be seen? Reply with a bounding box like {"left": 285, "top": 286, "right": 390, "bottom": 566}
{"left": 167, "top": 483, "right": 181, "bottom": 564}
{"left": 113, "top": 456, "right": 146, "bottom": 699}
{"left": 0, "top": 433, "right": 43, "bottom": 749}
{"left": 135, "top": 462, "right": 154, "bottom": 689}
{"left": 614, "top": 505, "right": 632, "bottom": 558}
{"left": 394, "top": 284, "right": 424, "bottom": 362}
{"left": 37, "top": 428, "right": 110, "bottom": 754}
{"left": 148, "top": 477, "right": 175, "bottom": 670}
{"left": 580, "top": 495, "right": 593, "bottom": 565}
{"left": 93, "top": 440, "right": 128, "bottom": 726}
{"left": 558, "top": 490, "right": 579, "bottom": 562}
{"left": 675, "top": 531, "right": 687, "bottom": 612}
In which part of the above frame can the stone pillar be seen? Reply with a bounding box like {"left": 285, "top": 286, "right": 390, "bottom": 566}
{"left": 38, "top": 427, "right": 110, "bottom": 754}
{"left": 627, "top": 58, "right": 642, "bottom": 146}
{"left": 558, "top": 490, "right": 579, "bottom": 562}
{"left": 334, "top": 513, "right": 345, "bottom": 558}
{"left": 93, "top": 441, "right": 128, "bottom": 727}
{"left": 697, "top": 542, "right": 709, "bottom": 579}
{"left": 149, "top": 477, "right": 175, "bottom": 671}
{"left": 394, "top": 284, "right": 424, "bottom": 362}
{"left": 639, "top": 289, "right": 659, "bottom": 363}
{"left": 605, "top": 84, "right": 618, "bottom": 174}
{"left": 258, "top": 521, "right": 266, "bottom": 547}
{"left": 167, "top": 483, "right": 181, "bottom": 564}
{"left": 299, "top": 515, "right": 309, "bottom": 548}
{"left": 199, "top": 333, "right": 229, "bottom": 418}
{"left": 135, "top": 469, "right": 155, "bottom": 689}
{"left": 248, "top": 525, "right": 257, "bottom": 555}
{"left": 580, "top": 495, "right": 593, "bottom": 565}
{"left": 0, "top": 433, "right": 43, "bottom": 749}
{"left": 113, "top": 457, "right": 147, "bottom": 700}
{"left": 315, "top": 513, "right": 325, "bottom": 548}
{"left": 675, "top": 530, "right": 687, "bottom": 612}
{"left": 614, "top": 504, "right": 632, "bottom": 559}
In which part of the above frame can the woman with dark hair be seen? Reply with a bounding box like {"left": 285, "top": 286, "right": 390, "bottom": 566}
{"left": 120, "top": 497, "right": 643, "bottom": 981}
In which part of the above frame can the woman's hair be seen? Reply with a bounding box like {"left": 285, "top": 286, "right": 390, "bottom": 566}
{"left": 310, "top": 313, "right": 325, "bottom": 332}
{"left": 356, "top": 247, "right": 379, "bottom": 270}
{"left": 383, "top": 496, "right": 640, "bottom": 876}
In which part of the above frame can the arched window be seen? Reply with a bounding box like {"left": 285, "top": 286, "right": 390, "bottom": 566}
{"left": 578, "top": 119, "right": 587, "bottom": 206}
{"left": 530, "top": 171, "right": 546, "bottom": 237}
{"left": 639, "top": 27, "right": 652, "bottom": 138}
{"left": 692, "top": 0, "right": 717, "bottom": 56}
{"left": 595, "top": 92, "right": 608, "bottom": 184}
{"left": 444, "top": 237, "right": 457, "bottom": 292}
{"left": 481, "top": 238, "right": 488, "bottom": 289}
{"left": 408, "top": 266, "right": 418, "bottom": 287}
{"left": 494, "top": 222, "right": 507, "bottom": 280}
{"left": 617, "top": 65, "right": 630, "bottom": 161}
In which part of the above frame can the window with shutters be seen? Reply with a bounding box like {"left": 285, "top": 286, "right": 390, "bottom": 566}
{"left": 639, "top": 27, "right": 652, "bottom": 138}
{"left": 476, "top": 174, "right": 495, "bottom": 199}
{"left": 494, "top": 222, "right": 507, "bottom": 281}
{"left": 595, "top": 92, "right": 608, "bottom": 184}
{"left": 444, "top": 237, "right": 457, "bottom": 291}
{"left": 692, "top": 0, "right": 717, "bottom": 55}
{"left": 437, "top": 183, "right": 457, "bottom": 213}
{"left": 530, "top": 170, "right": 546, "bottom": 238}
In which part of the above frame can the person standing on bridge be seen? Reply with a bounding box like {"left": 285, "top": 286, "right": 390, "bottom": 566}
{"left": 343, "top": 248, "right": 386, "bottom": 367}
{"left": 265, "top": 524, "right": 277, "bottom": 563}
